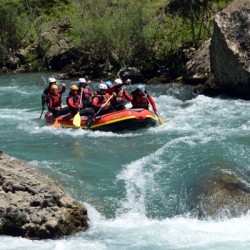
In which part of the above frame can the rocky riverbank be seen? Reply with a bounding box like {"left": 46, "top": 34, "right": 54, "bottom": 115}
{"left": 0, "top": 0, "right": 249, "bottom": 99}
{"left": 0, "top": 151, "right": 88, "bottom": 240}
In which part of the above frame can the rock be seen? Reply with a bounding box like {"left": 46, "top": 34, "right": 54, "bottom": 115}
{"left": 191, "top": 163, "right": 250, "bottom": 219}
{"left": 185, "top": 39, "right": 211, "bottom": 84}
{"left": 0, "top": 153, "right": 89, "bottom": 240}
{"left": 117, "top": 67, "right": 144, "bottom": 83}
{"left": 210, "top": 0, "right": 250, "bottom": 98}
{"left": 184, "top": 0, "right": 250, "bottom": 98}
{"left": 4, "top": 56, "right": 20, "bottom": 71}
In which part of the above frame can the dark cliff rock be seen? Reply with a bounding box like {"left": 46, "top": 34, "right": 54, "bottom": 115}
{"left": 185, "top": 40, "right": 211, "bottom": 84}
{"left": 210, "top": 0, "right": 250, "bottom": 98}
{"left": 0, "top": 152, "right": 89, "bottom": 240}
{"left": 183, "top": 40, "right": 220, "bottom": 96}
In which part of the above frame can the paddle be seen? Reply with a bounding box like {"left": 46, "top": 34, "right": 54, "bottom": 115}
{"left": 86, "top": 94, "right": 114, "bottom": 129}
{"left": 39, "top": 94, "right": 48, "bottom": 119}
{"left": 53, "top": 117, "right": 59, "bottom": 128}
{"left": 142, "top": 90, "right": 164, "bottom": 125}
{"left": 39, "top": 105, "right": 45, "bottom": 119}
{"left": 154, "top": 111, "right": 164, "bottom": 125}
{"left": 73, "top": 88, "right": 84, "bottom": 128}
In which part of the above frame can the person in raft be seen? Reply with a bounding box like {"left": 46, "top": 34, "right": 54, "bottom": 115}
{"left": 77, "top": 78, "right": 92, "bottom": 108}
{"left": 66, "top": 85, "right": 94, "bottom": 119}
{"left": 47, "top": 84, "right": 70, "bottom": 118}
{"left": 41, "top": 77, "right": 63, "bottom": 109}
{"left": 91, "top": 83, "right": 116, "bottom": 116}
{"left": 130, "top": 84, "right": 158, "bottom": 113}
{"left": 108, "top": 78, "right": 133, "bottom": 111}
{"left": 104, "top": 80, "right": 113, "bottom": 93}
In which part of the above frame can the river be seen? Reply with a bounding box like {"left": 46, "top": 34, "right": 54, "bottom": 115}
{"left": 1, "top": 72, "right": 250, "bottom": 250}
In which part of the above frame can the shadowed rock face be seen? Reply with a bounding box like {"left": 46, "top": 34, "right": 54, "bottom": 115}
{"left": 210, "top": 0, "right": 250, "bottom": 98}
{"left": 0, "top": 152, "right": 89, "bottom": 240}
{"left": 186, "top": 39, "right": 211, "bottom": 80}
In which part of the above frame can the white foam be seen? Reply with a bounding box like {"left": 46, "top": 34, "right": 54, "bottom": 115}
{"left": 84, "top": 202, "right": 250, "bottom": 249}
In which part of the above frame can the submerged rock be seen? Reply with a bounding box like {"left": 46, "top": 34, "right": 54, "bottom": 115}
{"left": 0, "top": 152, "right": 88, "bottom": 240}
{"left": 192, "top": 163, "right": 250, "bottom": 219}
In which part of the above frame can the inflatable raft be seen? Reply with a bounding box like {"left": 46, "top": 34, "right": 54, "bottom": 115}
{"left": 45, "top": 109, "right": 158, "bottom": 132}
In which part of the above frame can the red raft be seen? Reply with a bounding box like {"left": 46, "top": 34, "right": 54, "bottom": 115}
{"left": 45, "top": 109, "right": 158, "bottom": 132}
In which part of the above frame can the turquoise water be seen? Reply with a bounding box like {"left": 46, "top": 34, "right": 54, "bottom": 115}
{"left": 1, "top": 72, "right": 250, "bottom": 249}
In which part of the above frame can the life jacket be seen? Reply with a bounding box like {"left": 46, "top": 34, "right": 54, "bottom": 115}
{"left": 66, "top": 94, "right": 80, "bottom": 113}
{"left": 113, "top": 89, "right": 125, "bottom": 104}
{"left": 131, "top": 91, "right": 149, "bottom": 109}
{"left": 42, "top": 84, "right": 64, "bottom": 105}
{"left": 82, "top": 87, "right": 92, "bottom": 101}
{"left": 92, "top": 92, "right": 111, "bottom": 110}
{"left": 47, "top": 93, "right": 62, "bottom": 108}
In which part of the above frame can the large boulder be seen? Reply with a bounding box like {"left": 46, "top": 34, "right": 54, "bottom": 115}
{"left": 210, "top": 0, "right": 250, "bottom": 98}
{"left": 190, "top": 163, "right": 250, "bottom": 219}
{"left": 0, "top": 152, "right": 88, "bottom": 240}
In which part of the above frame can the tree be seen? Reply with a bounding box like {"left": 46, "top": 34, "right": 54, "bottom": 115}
{"left": 166, "top": 0, "right": 232, "bottom": 47}
{"left": 0, "top": 1, "right": 30, "bottom": 56}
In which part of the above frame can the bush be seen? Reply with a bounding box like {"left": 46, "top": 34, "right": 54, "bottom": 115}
{"left": 0, "top": 1, "right": 34, "bottom": 56}
{"left": 69, "top": 0, "right": 152, "bottom": 69}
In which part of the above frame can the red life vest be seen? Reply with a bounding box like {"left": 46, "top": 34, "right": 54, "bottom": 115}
{"left": 48, "top": 93, "right": 62, "bottom": 108}
{"left": 114, "top": 89, "right": 125, "bottom": 104}
{"left": 92, "top": 93, "right": 111, "bottom": 110}
{"left": 131, "top": 92, "right": 149, "bottom": 109}
{"left": 66, "top": 94, "right": 80, "bottom": 110}
{"left": 82, "top": 87, "right": 92, "bottom": 101}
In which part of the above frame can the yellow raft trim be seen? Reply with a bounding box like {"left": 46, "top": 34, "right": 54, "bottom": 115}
{"left": 89, "top": 114, "right": 158, "bottom": 129}
{"left": 55, "top": 114, "right": 157, "bottom": 129}
{"left": 89, "top": 115, "right": 136, "bottom": 129}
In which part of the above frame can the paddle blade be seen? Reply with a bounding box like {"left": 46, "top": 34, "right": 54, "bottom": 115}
{"left": 53, "top": 118, "right": 59, "bottom": 128}
{"left": 158, "top": 118, "right": 164, "bottom": 125}
{"left": 155, "top": 112, "right": 164, "bottom": 125}
{"left": 73, "top": 112, "right": 81, "bottom": 127}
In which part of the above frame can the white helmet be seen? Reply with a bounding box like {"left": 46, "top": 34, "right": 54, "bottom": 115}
{"left": 114, "top": 78, "right": 123, "bottom": 84}
{"left": 99, "top": 83, "right": 108, "bottom": 90}
{"left": 48, "top": 77, "right": 56, "bottom": 83}
{"left": 79, "top": 78, "right": 86, "bottom": 83}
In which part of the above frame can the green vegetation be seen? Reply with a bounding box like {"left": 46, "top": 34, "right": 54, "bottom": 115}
{"left": 0, "top": 0, "right": 232, "bottom": 73}
{"left": 70, "top": 1, "right": 151, "bottom": 67}
{"left": 0, "top": 0, "right": 31, "bottom": 56}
